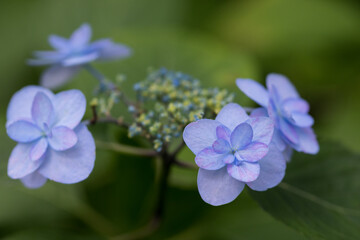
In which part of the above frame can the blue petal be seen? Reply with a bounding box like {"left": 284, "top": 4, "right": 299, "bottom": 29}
{"left": 48, "top": 35, "right": 70, "bottom": 51}
{"left": 7, "top": 120, "right": 42, "bottom": 143}
{"left": 290, "top": 112, "right": 314, "bottom": 127}
{"left": 266, "top": 74, "right": 299, "bottom": 101}
{"left": 230, "top": 123, "right": 253, "bottom": 150}
{"left": 30, "top": 138, "right": 48, "bottom": 161}
{"left": 236, "top": 79, "right": 269, "bottom": 107}
{"left": 279, "top": 118, "right": 299, "bottom": 144}
{"left": 246, "top": 117, "right": 274, "bottom": 145}
{"left": 48, "top": 126, "right": 78, "bottom": 151}
{"left": 6, "top": 86, "right": 54, "bottom": 127}
{"left": 215, "top": 103, "right": 249, "bottom": 131}
{"left": 183, "top": 119, "right": 222, "bottom": 155}
{"left": 195, "top": 147, "right": 226, "bottom": 170}
{"left": 197, "top": 168, "right": 245, "bottom": 206}
{"left": 272, "top": 129, "right": 287, "bottom": 151}
{"left": 295, "top": 127, "right": 319, "bottom": 154}
{"left": 216, "top": 125, "right": 231, "bottom": 142}
{"left": 20, "top": 171, "right": 47, "bottom": 189}
{"left": 227, "top": 161, "right": 260, "bottom": 182}
{"left": 38, "top": 124, "right": 95, "bottom": 184}
{"left": 70, "top": 23, "right": 92, "bottom": 48}
{"left": 247, "top": 143, "right": 286, "bottom": 191}
{"left": 250, "top": 107, "right": 268, "bottom": 117}
{"left": 212, "top": 139, "right": 231, "bottom": 154}
{"left": 282, "top": 98, "right": 309, "bottom": 114}
{"left": 53, "top": 89, "right": 86, "bottom": 129}
{"left": 62, "top": 52, "right": 99, "bottom": 66}
{"left": 8, "top": 143, "right": 44, "bottom": 179}
{"left": 90, "top": 39, "right": 131, "bottom": 60}
{"left": 235, "top": 142, "right": 268, "bottom": 162}
{"left": 31, "top": 92, "right": 54, "bottom": 127}
{"left": 40, "top": 65, "right": 80, "bottom": 89}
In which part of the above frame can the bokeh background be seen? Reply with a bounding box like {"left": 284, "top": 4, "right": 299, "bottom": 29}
{"left": 0, "top": 0, "right": 359, "bottom": 239}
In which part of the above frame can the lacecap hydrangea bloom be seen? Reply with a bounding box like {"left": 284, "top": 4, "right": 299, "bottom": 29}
{"left": 183, "top": 103, "right": 286, "bottom": 206}
{"left": 237, "top": 74, "right": 319, "bottom": 160}
{"left": 6, "top": 86, "right": 95, "bottom": 188}
{"left": 28, "top": 23, "right": 131, "bottom": 89}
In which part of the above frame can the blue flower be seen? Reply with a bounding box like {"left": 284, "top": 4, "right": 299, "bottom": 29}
{"left": 183, "top": 103, "right": 286, "bottom": 206}
{"left": 237, "top": 74, "right": 319, "bottom": 159}
{"left": 28, "top": 23, "right": 131, "bottom": 89}
{"left": 6, "top": 86, "right": 95, "bottom": 188}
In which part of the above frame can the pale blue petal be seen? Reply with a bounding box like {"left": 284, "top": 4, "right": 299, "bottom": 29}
{"left": 247, "top": 143, "right": 286, "bottom": 191}
{"left": 70, "top": 23, "right": 92, "bottom": 48}
{"left": 227, "top": 162, "right": 260, "bottom": 183}
{"left": 40, "top": 65, "right": 80, "bottom": 89}
{"left": 7, "top": 120, "right": 42, "bottom": 143}
{"left": 235, "top": 142, "right": 268, "bottom": 162}
{"left": 216, "top": 125, "right": 231, "bottom": 142}
{"left": 90, "top": 39, "right": 131, "bottom": 60}
{"left": 53, "top": 89, "right": 86, "bottom": 129}
{"left": 6, "top": 86, "right": 54, "bottom": 127}
{"left": 212, "top": 139, "right": 231, "bottom": 154}
{"left": 272, "top": 130, "right": 287, "bottom": 151}
{"left": 8, "top": 143, "right": 44, "bottom": 179}
{"left": 195, "top": 147, "right": 226, "bottom": 170}
{"left": 48, "top": 35, "right": 69, "bottom": 51}
{"left": 250, "top": 107, "right": 268, "bottom": 117}
{"left": 279, "top": 118, "right": 299, "bottom": 144}
{"left": 31, "top": 92, "right": 54, "bottom": 127}
{"left": 283, "top": 145, "right": 293, "bottom": 162}
{"left": 282, "top": 98, "right": 309, "bottom": 114}
{"left": 296, "top": 127, "right": 319, "bottom": 154}
{"left": 246, "top": 117, "right": 274, "bottom": 145}
{"left": 62, "top": 52, "right": 99, "bottom": 66}
{"left": 223, "top": 154, "right": 235, "bottom": 164}
{"left": 230, "top": 123, "right": 253, "bottom": 150}
{"left": 20, "top": 171, "right": 47, "bottom": 189}
{"left": 266, "top": 73, "right": 299, "bottom": 101}
{"left": 197, "top": 168, "right": 245, "bottom": 206}
{"left": 291, "top": 112, "right": 314, "bottom": 127}
{"left": 30, "top": 138, "right": 48, "bottom": 161}
{"left": 38, "top": 124, "right": 95, "bottom": 184}
{"left": 215, "top": 103, "right": 249, "bottom": 131}
{"left": 183, "top": 119, "right": 221, "bottom": 155}
{"left": 48, "top": 126, "right": 78, "bottom": 151}
{"left": 236, "top": 79, "right": 269, "bottom": 107}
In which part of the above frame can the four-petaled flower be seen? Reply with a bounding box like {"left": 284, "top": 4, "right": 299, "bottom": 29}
{"left": 6, "top": 86, "right": 95, "bottom": 188}
{"left": 237, "top": 74, "right": 319, "bottom": 160}
{"left": 183, "top": 103, "right": 286, "bottom": 206}
{"left": 28, "top": 23, "right": 131, "bottom": 89}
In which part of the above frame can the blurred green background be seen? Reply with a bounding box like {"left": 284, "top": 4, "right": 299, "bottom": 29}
{"left": 0, "top": 0, "right": 359, "bottom": 239}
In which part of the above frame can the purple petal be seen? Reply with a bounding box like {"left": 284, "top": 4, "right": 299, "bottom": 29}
{"left": 216, "top": 125, "right": 231, "bottom": 141}
{"left": 212, "top": 139, "right": 231, "bottom": 154}
{"left": 279, "top": 118, "right": 299, "bottom": 144}
{"left": 53, "top": 89, "right": 86, "bottom": 129}
{"left": 30, "top": 138, "right": 48, "bottom": 161}
{"left": 266, "top": 74, "right": 299, "bottom": 101}
{"left": 215, "top": 103, "right": 249, "bottom": 131}
{"left": 195, "top": 147, "right": 226, "bottom": 170}
{"left": 236, "top": 79, "right": 269, "bottom": 107}
{"left": 48, "top": 35, "right": 69, "bottom": 51}
{"left": 291, "top": 112, "right": 314, "bottom": 127}
{"left": 70, "top": 23, "right": 92, "bottom": 48}
{"left": 246, "top": 117, "right": 274, "bottom": 145}
{"left": 197, "top": 168, "right": 245, "bottom": 206}
{"left": 40, "top": 65, "right": 81, "bottom": 90}
{"left": 247, "top": 143, "right": 286, "bottom": 191}
{"left": 296, "top": 127, "right": 319, "bottom": 154}
{"left": 6, "top": 86, "right": 54, "bottom": 127}
{"left": 272, "top": 129, "right": 287, "bottom": 151}
{"left": 282, "top": 98, "right": 309, "bottom": 114}
{"left": 230, "top": 123, "right": 253, "bottom": 150}
{"left": 20, "top": 171, "right": 47, "bottom": 189}
{"left": 62, "top": 52, "right": 99, "bottom": 66}
{"left": 48, "top": 126, "right": 78, "bottom": 151}
{"left": 235, "top": 142, "right": 268, "bottom": 162}
{"left": 7, "top": 120, "right": 42, "bottom": 143}
{"left": 8, "top": 143, "right": 44, "bottom": 179}
{"left": 32, "top": 92, "right": 54, "bottom": 127}
{"left": 38, "top": 124, "right": 95, "bottom": 184}
{"left": 227, "top": 162, "right": 260, "bottom": 182}
{"left": 183, "top": 119, "right": 221, "bottom": 155}
{"left": 90, "top": 39, "right": 131, "bottom": 60}
{"left": 250, "top": 107, "right": 268, "bottom": 117}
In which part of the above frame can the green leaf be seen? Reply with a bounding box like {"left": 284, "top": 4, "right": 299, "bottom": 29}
{"left": 250, "top": 141, "right": 360, "bottom": 240}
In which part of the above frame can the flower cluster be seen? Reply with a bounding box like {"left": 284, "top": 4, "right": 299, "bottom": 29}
{"left": 129, "top": 68, "right": 234, "bottom": 151}
{"left": 28, "top": 23, "right": 131, "bottom": 89}
{"left": 6, "top": 86, "right": 95, "bottom": 188}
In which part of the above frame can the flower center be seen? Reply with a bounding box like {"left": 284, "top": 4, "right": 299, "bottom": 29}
{"left": 42, "top": 123, "right": 52, "bottom": 138}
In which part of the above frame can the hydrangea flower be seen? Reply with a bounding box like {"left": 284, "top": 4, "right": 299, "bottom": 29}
{"left": 183, "top": 103, "right": 286, "bottom": 206}
{"left": 6, "top": 86, "right": 95, "bottom": 188}
{"left": 236, "top": 74, "right": 319, "bottom": 159}
{"left": 28, "top": 23, "right": 131, "bottom": 89}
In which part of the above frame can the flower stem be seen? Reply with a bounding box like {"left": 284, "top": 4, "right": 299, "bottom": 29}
{"left": 83, "top": 64, "right": 107, "bottom": 85}
{"left": 95, "top": 140, "right": 159, "bottom": 157}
